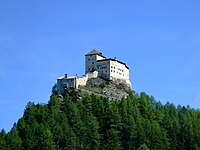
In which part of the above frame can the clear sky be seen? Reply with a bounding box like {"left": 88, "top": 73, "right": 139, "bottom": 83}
{"left": 0, "top": 0, "right": 200, "bottom": 131}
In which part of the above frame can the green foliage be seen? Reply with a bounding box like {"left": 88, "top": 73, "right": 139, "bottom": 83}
{"left": 5, "top": 124, "right": 22, "bottom": 150}
{"left": 137, "top": 143, "right": 149, "bottom": 150}
{"left": 1, "top": 89, "right": 200, "bottom": 149}
{"left": 99, "top": 81, "right": 107, "bottom": 88}
{"left": 82, "top": 85, "right": 102, "bottom": 93}
{"left": 0, "top": 129, "right": 7, "bottom": 150}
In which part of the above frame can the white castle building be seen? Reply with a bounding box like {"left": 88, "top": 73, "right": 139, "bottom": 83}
{"left": 57, "top": 50, "right": 131, "bottom": 94}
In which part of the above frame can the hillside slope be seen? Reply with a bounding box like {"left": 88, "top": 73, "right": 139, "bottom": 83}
{"left": 1, "top": 90, "right": 200, "bottom": 150}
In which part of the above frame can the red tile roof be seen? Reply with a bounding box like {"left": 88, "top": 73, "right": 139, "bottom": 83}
{"left": 85, "top": 50, "right": 103, "bottom": 56}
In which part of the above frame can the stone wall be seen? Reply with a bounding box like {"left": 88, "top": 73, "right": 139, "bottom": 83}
{"left": 77, "top": 76, "right": 88, "bottom": 88}
{"left": 87, "top": 70, "right": 98, "bottom": 78}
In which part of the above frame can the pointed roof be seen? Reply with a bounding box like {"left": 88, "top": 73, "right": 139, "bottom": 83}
{"left": 85, "top": 50, "right": 103, "bottom": 56}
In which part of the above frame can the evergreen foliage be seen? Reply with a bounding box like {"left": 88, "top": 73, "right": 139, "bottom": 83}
{"left": 1, "top": 90, "right": 200, "bottom": 149}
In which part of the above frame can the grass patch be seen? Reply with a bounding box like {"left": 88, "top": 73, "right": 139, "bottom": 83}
{"left": 81, "top": 85, "right": 102, "bottom": 93}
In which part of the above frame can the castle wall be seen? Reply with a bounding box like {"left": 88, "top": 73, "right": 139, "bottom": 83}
{"left": 76, "top": 76, "right": 88, "bottom": 88}
{"left": 110, "top": 60, "right": 131, "bottom": 87}
{"left": 87, "top": 70, "right": 98, "bottom": 78}
{"left": 85, "top": 54, "right": 105, "bottom": 74}
{"left": 109, "top": 60, "right": 129, "bottom": 81}
{"left": 57, "top": 50, "right": 132, "bottom": 94}
{"left": 96, "top": 60, "right": 110, "bottom": 79}
{"left": 76, "top": 71, "right": 99, "bottom": 88}
{"left": 57, "top": 76, "right": 77, "bottom": 93}
{"left": 96, "top": 55, "right": 105, "bottom": 61}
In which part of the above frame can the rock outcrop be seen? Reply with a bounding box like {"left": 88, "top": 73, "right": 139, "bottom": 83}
{"left": 79, "top": 77, "right": 131, "bottom": 100}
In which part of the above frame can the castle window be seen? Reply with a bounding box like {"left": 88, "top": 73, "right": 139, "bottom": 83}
{"left": 88, "top": 59, "right": 90, "bottom": 61}
{"left": 88, "top": 68, "right": 90, "bottom": 71}
{"left": 92, "top": 62, "right": 94, "bottom": 64}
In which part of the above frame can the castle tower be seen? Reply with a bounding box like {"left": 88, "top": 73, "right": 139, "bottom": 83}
{"left": 85, "top": 50, "right": 106, "bottom": 74}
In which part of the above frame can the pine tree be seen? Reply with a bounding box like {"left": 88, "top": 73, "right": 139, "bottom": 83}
{"left": 35, "top": 124, "right": 56, "bottom": 150}
{"left": 5, "top": 124, "right": 22, "bottom": 150}
{"left": 0, "top": 129, "right": 7, "bottom": 150}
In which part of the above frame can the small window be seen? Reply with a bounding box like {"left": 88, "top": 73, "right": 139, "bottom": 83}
{"left": 92, "top": 62, "right": 94, "bottom": 64}
{"left": 88, "top": 59, "right": 90, "bottom": 61}
{"left": 88, "top": 68, "right": 90, "bottom": 71}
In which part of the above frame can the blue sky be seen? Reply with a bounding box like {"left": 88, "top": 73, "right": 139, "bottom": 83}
{"left": 0, "top": 0, "right": 200, "bottom": 131}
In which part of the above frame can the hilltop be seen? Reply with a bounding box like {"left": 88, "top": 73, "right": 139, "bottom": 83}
{"left": 72, "top": 77, "right": 131, "bottom": 100}
{"left": 57, "top": 50, "right": 132, "bottom": 95}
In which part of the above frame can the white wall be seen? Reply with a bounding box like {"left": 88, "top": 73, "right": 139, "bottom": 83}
{"left": 77, "top": 76, "right": 88, "bottom": 88}
{"left": 87, "top": 70, "right": 98, "bottom": 78}
{"left": 110, "top": 60, "right": 129, "bottom": 81}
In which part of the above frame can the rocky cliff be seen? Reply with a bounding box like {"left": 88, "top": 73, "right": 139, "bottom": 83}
{"left": 79, "top": 77, "right": 131, "bottom": 100}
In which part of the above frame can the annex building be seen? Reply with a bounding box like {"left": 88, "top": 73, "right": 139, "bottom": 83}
{"left": 57, "top": 50, "right": 131, "bottom": 94}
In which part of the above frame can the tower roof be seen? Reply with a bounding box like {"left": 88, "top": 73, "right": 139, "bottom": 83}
{"left": 85, "top": 50, "right": 103, "bottom": 56}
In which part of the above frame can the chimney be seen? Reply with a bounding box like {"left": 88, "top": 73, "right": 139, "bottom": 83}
{"left": 114, "top": 57, "right": 117, "bottom": 60}
{"left": 65, "top": 74, "right": 68, "bottom": 78}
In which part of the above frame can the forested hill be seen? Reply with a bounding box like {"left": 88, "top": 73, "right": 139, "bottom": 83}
{"left": 1, "top": 89, "right": 200, "bottom": 150}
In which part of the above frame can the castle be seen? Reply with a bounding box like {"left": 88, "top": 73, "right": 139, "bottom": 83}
{"left": 57, "top": 50, "right": 131, "bottom": 94}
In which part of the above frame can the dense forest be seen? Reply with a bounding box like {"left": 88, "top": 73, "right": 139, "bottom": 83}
{"left": 1, "top": 88, "right": 200, "bottom": 150}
